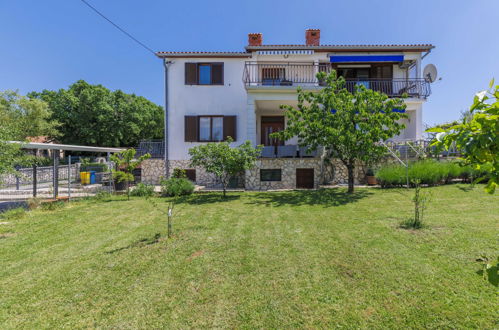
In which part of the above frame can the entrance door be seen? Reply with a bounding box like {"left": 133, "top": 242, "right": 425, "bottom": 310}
{"left": 261, "top": 116, "right": 285, "bottom": 146}
{"left": 296, "top": 168, "right": 314, "bottom": 189}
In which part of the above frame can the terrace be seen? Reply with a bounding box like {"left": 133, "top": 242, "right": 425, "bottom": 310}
{"left": 243, "top": 62, "right": 432, "bottom": 98}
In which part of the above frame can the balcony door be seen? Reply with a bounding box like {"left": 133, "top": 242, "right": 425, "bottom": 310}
{"left": 261, "top": 116, "right": 285, "bottom": 146}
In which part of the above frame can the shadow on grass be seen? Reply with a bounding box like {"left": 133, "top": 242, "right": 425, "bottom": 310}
{"left": 106, "top": 233, "right": 162, "bottom": 254}
{"left": 476, "top": 265, "right": 499, "bottom": 287}
{"left": 175, "top": 194, "right": 241, "bottom": 205}
{"left": 246, "top": 188, "right": 372, "bottom": 207}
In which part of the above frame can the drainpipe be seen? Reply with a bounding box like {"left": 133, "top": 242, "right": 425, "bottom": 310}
{"left": 163, "top": 59, "right": 172, "bottom": 178}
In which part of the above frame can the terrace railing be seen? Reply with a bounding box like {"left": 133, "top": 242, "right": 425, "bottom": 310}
{"left": 243, "top": 62, "right": 431, "bottom": 98}
{"left": 136, "top": 140, "right": 164, "bottom": 159}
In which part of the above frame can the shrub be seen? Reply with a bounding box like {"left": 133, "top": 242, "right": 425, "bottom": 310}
{"left": 375, "top": 160, "right": 481, "bottom": 187}
{"left": 172, "top": 168, "right": 187, "bottom": 179}
{"left": 130, "top": 183, "right": 155, "bottom": 197}
{"left": 41, "top": 201, "right": 65, "bottom": 211}
{"left": 27, "top": 198, "right": 42, "bottom": 210}
{"left": 93, "top": 190, "right": 113, "bottom": 201}
{"left": 80, "top": 163, "right": 108, "bottom": 173}
{"left": 160, "top": 178, "right": 194, "bottom": 197}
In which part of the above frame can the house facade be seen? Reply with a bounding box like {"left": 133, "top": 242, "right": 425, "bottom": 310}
{"left": 143, "top": 29, "right": 435, "bottom": 189}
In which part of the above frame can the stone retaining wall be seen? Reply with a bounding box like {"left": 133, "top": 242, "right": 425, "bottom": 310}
{"left": 141, "top": 158, "right": 368, "bottom": 189}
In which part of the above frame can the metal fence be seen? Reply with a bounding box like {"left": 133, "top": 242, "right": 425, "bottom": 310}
{"left": 136, "top": 140, "right": 164, "bottom": 159}
{"left": 0, "top": 157, "right": 115, "bottom": 202}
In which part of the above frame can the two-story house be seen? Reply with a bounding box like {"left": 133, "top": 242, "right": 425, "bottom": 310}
{"left": 142, "top": 29, "right": 435, "bottom": 189}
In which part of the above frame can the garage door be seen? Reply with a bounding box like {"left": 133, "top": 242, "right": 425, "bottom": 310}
{"left": 296, "top": 168, "right": 314, "bottom": 189}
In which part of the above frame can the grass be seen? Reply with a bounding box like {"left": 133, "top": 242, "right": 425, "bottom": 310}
{"left": 0, "top": 185, "right": 498, "bottom": 328}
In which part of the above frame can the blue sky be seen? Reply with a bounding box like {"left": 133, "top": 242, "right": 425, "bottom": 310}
{"left": 1, "top": 0, "right": 498, "bottom": 126}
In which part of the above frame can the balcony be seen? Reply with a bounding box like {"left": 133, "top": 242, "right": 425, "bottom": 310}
{"left": 243, "top": 62, "right": 431, "bottom": 98}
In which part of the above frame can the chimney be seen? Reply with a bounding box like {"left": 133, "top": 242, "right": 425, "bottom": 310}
{"left": 248, "top": 33, "right": 262, "bottom": 46}
{"left": 305, "top": 29, "right": 320, "bottom": 46}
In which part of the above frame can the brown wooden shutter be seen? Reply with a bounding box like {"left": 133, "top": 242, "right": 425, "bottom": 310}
{"left": 211, "top": 63, "right": 224, "bottom": 85}
{"left": 184, "top": 116, "right": 198, "bottom": 142}
{"left": 223, "top": 115, "right": 236, "bottom": 141}
{"left": 185, "top": 63, "right": 197, "bottom": 85}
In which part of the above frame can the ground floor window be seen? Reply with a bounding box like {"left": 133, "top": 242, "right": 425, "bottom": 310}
{"left": 260, "top": 169, "right": 281, "bottom": 182}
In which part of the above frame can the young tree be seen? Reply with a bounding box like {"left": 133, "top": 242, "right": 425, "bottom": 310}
{"left": 189, "top": 138, "right": 262, "bottom": 197}
{"left": 428, "top": 80, "right": 498, "bottom": 194}
{"left": 272, "top": 71, "right": 407, "bottom": 193}
{"left": 29, "top": 80, "right": 163, "bottom": 147}
{"left": 111, "top": 148, "right": 150, "bottom": 200}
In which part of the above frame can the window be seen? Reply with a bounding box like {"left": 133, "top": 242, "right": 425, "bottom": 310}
{"left": 260, "top": 169, "right": 282, "bottom": 182}
{"left": 199, "top": 116, "right": 224, "bottom": 142}
{"left": 185, "top": 115, "right": 236, "bottom": 142}
{"left": 185, "top": 63, "right": 224, "bottom": 85}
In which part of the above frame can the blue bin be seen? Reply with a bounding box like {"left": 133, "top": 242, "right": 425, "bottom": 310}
{"left": 89, "top": 171, "right": 96, "bottom": 184}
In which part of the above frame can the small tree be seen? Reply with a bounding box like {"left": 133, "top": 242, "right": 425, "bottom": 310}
{"left": 428, "top": 80, "right": 498, "bottom": 194}
{"left": 188, "top": 137, "right": 261, "bottom": 197}
{"left": 272, "top": 71, "right": 407, "bottom": 193}
{"left": 111, "top": 148, "right": 150, "bottom": 200}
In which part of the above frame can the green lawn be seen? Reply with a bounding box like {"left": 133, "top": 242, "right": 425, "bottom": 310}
{"left": 0, "top": 185, "right": 497, "bottom": 328}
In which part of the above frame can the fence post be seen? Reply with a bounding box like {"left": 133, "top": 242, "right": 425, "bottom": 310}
{"left": 68, "top": 155, "right": 71, "bottom": 201}
{"left": 53, "top": 152, "right": 59, "bottom": 199}
{"left": 15, "top": 165, "right": 20, "bottom": 191}
{"left": 107, "top": 152, "right": 112, "bottom": 194}
{"left": 32, "top": 164, "right": 37, "bottom": 197}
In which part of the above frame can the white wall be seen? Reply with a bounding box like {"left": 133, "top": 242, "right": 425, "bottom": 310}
{"left": 166, "top": 52, "right": 426, "bottom": 160}
{"left": 167, "top": 58, "right": 248, "bottom": 160}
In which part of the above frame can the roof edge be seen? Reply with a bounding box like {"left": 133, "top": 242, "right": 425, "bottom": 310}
{"left": 156, "top": 51, "right": 251, "bottom": 58}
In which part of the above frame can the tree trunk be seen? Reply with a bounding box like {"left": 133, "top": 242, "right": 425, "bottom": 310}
{"left": 126, "top": 180, "right": 130, "bottom": 200}
{"left": 347, "top": 161, "right": 355, "bottom": 193}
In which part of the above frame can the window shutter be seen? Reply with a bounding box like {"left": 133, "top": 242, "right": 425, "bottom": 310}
{"left": 211, "top": 63, "right": 224, "bottom": 85}
{"left": 185, "top": 63, "right": 197, "bottom": 85}
{"left": 223, "top": 116, "right": 236, "bottom": 141}
{"left": 184, "top": 116, "right": 198, "bottom": 142}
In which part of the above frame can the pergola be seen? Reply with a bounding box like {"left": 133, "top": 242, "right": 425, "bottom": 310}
{"left": 7, "top": 141, "right": 125, "bottom": 199}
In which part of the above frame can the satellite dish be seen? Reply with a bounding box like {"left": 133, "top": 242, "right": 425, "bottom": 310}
{"left": 423, "top": 64, "right": 438, "bottom": 83}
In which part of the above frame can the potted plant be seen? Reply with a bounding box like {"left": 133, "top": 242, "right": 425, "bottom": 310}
{"left": 366, "top": 168, "right": 378, "bottom": 185}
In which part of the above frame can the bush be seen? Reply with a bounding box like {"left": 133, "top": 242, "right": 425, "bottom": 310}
{"left": 130, "top": 183, "right": 155, "bottom": 197}
{"left": 375, "top": 160, "right": 485, "bottom": 187}
{"left": 172, "top": 168, "right": 187, "bottom": 179}
{"left": 160, "top": 178, "right": 194, "bottom": 197}
{"left": 80, "top": 163, "right": 108, "bottom": 173}
{"left": 93, "top": 190, "right": 113, "bottom": 201}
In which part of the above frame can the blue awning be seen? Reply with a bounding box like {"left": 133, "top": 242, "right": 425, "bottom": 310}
{"left": 330, "top": 55, "right": 404, "bottom": 63}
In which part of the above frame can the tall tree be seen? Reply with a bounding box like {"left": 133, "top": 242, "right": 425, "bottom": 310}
{"left": 0, "top": 90, "right": 59, "bottom": 140}
{"left": 272, "top": 71, "right": 407, "bottom": 193}
{"left": 428, "top": 80, "right": 498, "bottom": 194}
{"left": 29, "top": 80, "right": 163, "bottom": 147}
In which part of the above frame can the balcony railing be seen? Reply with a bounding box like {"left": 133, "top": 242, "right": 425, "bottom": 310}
{"left": 136, "top": 140, "right": 164, "bottom": 159}
{"left": 243, "top": 62, "right": 431, "bottom": 98}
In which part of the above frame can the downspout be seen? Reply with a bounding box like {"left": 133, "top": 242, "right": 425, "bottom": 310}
{"left": 163, "top": 59, "right": 172, "bottom": 178}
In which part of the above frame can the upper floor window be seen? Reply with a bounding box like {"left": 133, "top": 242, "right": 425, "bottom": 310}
{"left": 185, "top": 63, "right": 224, "bottom": 85}
{"left": 199, "top": 116, "right": 223, "bottom": 141}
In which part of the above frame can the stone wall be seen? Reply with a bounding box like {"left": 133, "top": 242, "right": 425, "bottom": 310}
{"left": 245, "top": 158, "right": 322, "bottom": 190}
{"left": 141, "top": 158, "right": 368, "bottom": 189}
{"left": 141, "top": 159, "right": 165, "bottom": 184}
{"left": 0, "top": 164, "right": 79, "bottom": 186}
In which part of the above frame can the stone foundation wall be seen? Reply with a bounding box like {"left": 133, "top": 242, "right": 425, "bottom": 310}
{"left": 141, "top": 159, "right": 165, "bottom": 184}
{"left": 245, "top": 158, "right": 322, "bottom": 190}
{"left": 142, "top": 158, "right": 368, "bottom": 189}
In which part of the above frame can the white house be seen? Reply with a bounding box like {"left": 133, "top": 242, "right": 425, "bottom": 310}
{"left": 143, "top": 29, "right": 435, "bottom": 189}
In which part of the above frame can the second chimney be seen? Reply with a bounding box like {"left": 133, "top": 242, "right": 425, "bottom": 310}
{"left": 248, "top": 33, "right": 262, "bottom": 46}
{"left": 305, "top": 29, "right": 320, "bottom": 46}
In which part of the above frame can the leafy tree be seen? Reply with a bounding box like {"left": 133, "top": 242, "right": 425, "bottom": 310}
{"left": 0, "top": 90, "right": 59, "bottom": 140}
{"left": 110, "top": 148, "right": 150, "bottom": 200}
{"left": 0, "top": 91, "right": 57, "bottom": 178}
{"left": 29, "top": 80, "right": 163, "bottom": 147}
{"left": 272, "top": 71, "right": 407, "bottom": 193}
{"left": 428, "top": 80, "right": 498, "bottom": 193}
{"left": 189, "top": 137, "right": 262, "bottom": 197}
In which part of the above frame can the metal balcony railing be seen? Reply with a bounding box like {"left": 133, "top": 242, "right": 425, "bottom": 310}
{"left": 243, "top": 62, "right": 431, "bottom": 98}
{"left": 136, "top": 140, "right": 164, "bottom": 159}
